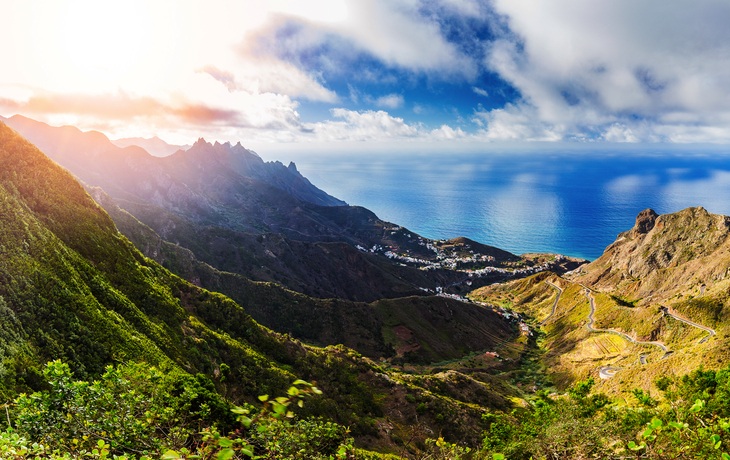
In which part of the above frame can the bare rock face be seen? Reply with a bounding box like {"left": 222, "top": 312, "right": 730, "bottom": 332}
{"left": 573, "top": 206, "right": 730, "bottom": 303}
{"left": 630, "top": 208, "right": 658, "bottom": 238}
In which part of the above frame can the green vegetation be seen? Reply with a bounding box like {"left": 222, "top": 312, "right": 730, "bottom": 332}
{"left": 0, "top": 121, "right": 521, "bottom": 455}
{"left": 0, "top": 360, "right": 355, "bottom": 459}
{"left": 610, "top": 294, "right": 639, "bottom": 308}
{"left": 3, "top": 360, "right": 730, "bottom": 459}
{"left": 482, "top": 368, "right": 730, "bottom": 459}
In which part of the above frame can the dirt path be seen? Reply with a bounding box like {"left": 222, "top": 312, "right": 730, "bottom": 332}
{"left": 541, "top": 280, "right": 563, "bottom": 325}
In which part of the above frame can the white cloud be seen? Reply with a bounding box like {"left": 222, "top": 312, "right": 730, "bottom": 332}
{"left": 199, "top": 59, "right": 338, "bottom": 103}
{"left": 413, "top": 104, "right": 428, "bottom": 114}
{"left": 372, "top": 94, "right": 404, "bottom": 109}
{"left": 305, "top": 109, "right": 485, "bottom": 143}
{"left": 477, "top": 0, "right": 730, "bottom": 142}
{"left": 310, "top": 109, "right": 422, "bottom": 141}
{"left": 602, "top": 124, "right": 640, "bottom": 143}
{"left": 472, "top": 87, "right": 489, "bottom": 97}
{"left": 430, "top": 125, "right": 468, "bottom": 139}
{"left": 248, "top": 0, "right": 479, "bottom": 80}
{"left": 472, "top": 103, "right": 564, "bottom": 141}
{"left": 347, "top": 88, "right": 404, "bottom": 109}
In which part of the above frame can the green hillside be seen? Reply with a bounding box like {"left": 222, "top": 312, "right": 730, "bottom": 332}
{"left": 0, "top": 121, "right": 529, "bottom": 456}
{"left": 5, "top": 120, "right": 730, "bottom": 459}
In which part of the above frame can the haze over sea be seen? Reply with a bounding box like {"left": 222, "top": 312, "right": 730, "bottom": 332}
{"left": 267, "top": 147, "right": 730, "bottom": 261}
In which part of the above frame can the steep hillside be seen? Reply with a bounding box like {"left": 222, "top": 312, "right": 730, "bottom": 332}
{"left": 86, "top": 185, "right": 516, "bottom": 363}
{"left": 89, "top": 185, "right": 445, "bottom": 301}
{"left": 470, "top": 208, "right": 730, "bottom": 395}
{"left": 573, "top": 207, "right": 730, "bottom": 306}
{"left": 0, "top": 121, "right": 527, "bottom": 452}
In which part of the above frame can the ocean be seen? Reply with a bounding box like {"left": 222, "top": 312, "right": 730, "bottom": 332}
{"left": 265, "top": 147, "right": 730, "bottom": 261}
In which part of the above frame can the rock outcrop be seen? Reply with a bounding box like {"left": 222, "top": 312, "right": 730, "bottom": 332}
{"left": 572, "top": 206, "right": 730, "bottom": 303}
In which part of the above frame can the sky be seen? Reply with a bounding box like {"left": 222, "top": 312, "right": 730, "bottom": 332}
{"left": 2, "top": 0, "right": 730, "bottom": 148}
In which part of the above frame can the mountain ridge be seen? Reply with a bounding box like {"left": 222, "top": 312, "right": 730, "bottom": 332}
{"left": 471, "top": 206, "right": 730, "bottom": 393}
{"left": 3, "top": 115, "right": 586, "bottom": 305}
{"left": 111, "top": 135, "right": 191, "bottom": 157}
{"left": 0, "top": 119, "right": 525, "bottom": 453}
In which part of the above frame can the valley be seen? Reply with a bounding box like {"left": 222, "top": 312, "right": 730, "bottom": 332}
{"left": 471, "top": 206, "right": 730, "bottom": 396}
{"left": 1, "top": 117, "right": 730, "bottom": 458}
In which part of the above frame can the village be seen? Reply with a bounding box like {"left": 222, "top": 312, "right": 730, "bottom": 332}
{"left": 356, "top": 234, "right": 566, "bottom": 290}
{"left": 354, "top": 233, "right": 563, "bottom": 343}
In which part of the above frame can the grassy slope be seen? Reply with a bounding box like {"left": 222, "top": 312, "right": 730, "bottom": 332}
{"left": 87, "top": 185, "right": 517, "bottom": 365}
{"left": 471, "top": 266, "right": 730, "bottom": 397}
{"left": 0, "top": 121, "right": 527, "bottom": 453}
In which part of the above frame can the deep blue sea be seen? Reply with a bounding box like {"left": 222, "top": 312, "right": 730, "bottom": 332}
{"left": 266, "top": 147, "right": 730, "bottom": 261}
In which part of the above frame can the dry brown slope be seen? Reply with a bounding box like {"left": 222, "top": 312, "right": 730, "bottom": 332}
{"left": 471, "top": 208, "right": 730, "bottom": 392}
{"left": 572, "top": 206, "right": 730, "bottom": 306}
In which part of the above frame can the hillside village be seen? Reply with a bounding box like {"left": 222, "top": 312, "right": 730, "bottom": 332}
{"left": 357, "top": 233, "right": 570, "bottom": 295}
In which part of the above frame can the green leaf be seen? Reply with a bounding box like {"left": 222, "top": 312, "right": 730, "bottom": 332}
{"left": 628, "top": 441, "right": 646, "bottom": 451}
{"left": 690, "top": 399, "right": 705, "bottom": 413}
{"left": 161, "top": 451, "right": 180, "bottom": 460}
{"left": 650, "top": 418, "right": 662, "bottom": 429}
{"left": 258, "top": 395, "right": 269, "bottom": 402}
{"left": 493, "top": 454, "right": 505, "bottom": 460}
{"left": 721, "top": 453, "right": 730, "bottom": 460}
{"left": 218, "top": 438, "right": 233, "bottom": 448}
{"left": 273, "top": 403, "right": 287, "bottom": 414}
{"left": 239, "top": 416, "right": 252, "bottom": 428}
{"left": 217, "top": 448, "right": 235, "bottom": 460}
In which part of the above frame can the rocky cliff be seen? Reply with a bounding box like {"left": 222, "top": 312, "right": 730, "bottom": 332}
{"left": 572, "top": 206, "right": 730, "bottom": 304}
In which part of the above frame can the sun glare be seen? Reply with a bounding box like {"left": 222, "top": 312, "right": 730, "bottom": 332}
{"left": 56, "top": 0, "right": 153, "bottom": 89}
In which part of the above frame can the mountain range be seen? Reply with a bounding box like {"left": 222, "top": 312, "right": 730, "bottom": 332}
{"left": 0, "top": 119, "right": 527, "bottom": 452}
{"left": 111, "top": 136, "right": 190, "bottom": 157}
{"left": 4, "top": 114, "right": 729, "bottom": 457}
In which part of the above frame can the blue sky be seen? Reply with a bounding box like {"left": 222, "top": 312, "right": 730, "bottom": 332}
{"left": 2, "top": 0, "right": 730, "bottom": 147}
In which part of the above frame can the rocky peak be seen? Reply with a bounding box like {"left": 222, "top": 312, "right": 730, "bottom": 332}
{"left": 577, "top": 206, "right": 730, "bottom": 300}
{"left": 192, "top": 137, "right": 209, "bottom": 148}
{"left": 630, "top": 208, "right": 659, "bottom": 238}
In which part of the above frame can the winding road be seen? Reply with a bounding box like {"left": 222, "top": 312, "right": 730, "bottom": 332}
{"left": 581, "top": 287, "right": 670, "bottom": 355}
{"left": 660, "top": 307, "right": 716, "bottom": 344}
{"left": 581, "top": 287, "right": 672, "bottom": 379}
{"left": 541, "top": 280, "right": 563, "bottom": 325}
{"left": 542, "top": 282, "right": 716, "bottom": 379}
{"left": 582, "top": 286, "right": 670, "bottom": 378}
{"left": 598, "top": 367, "right": 622, "bottom": 379}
